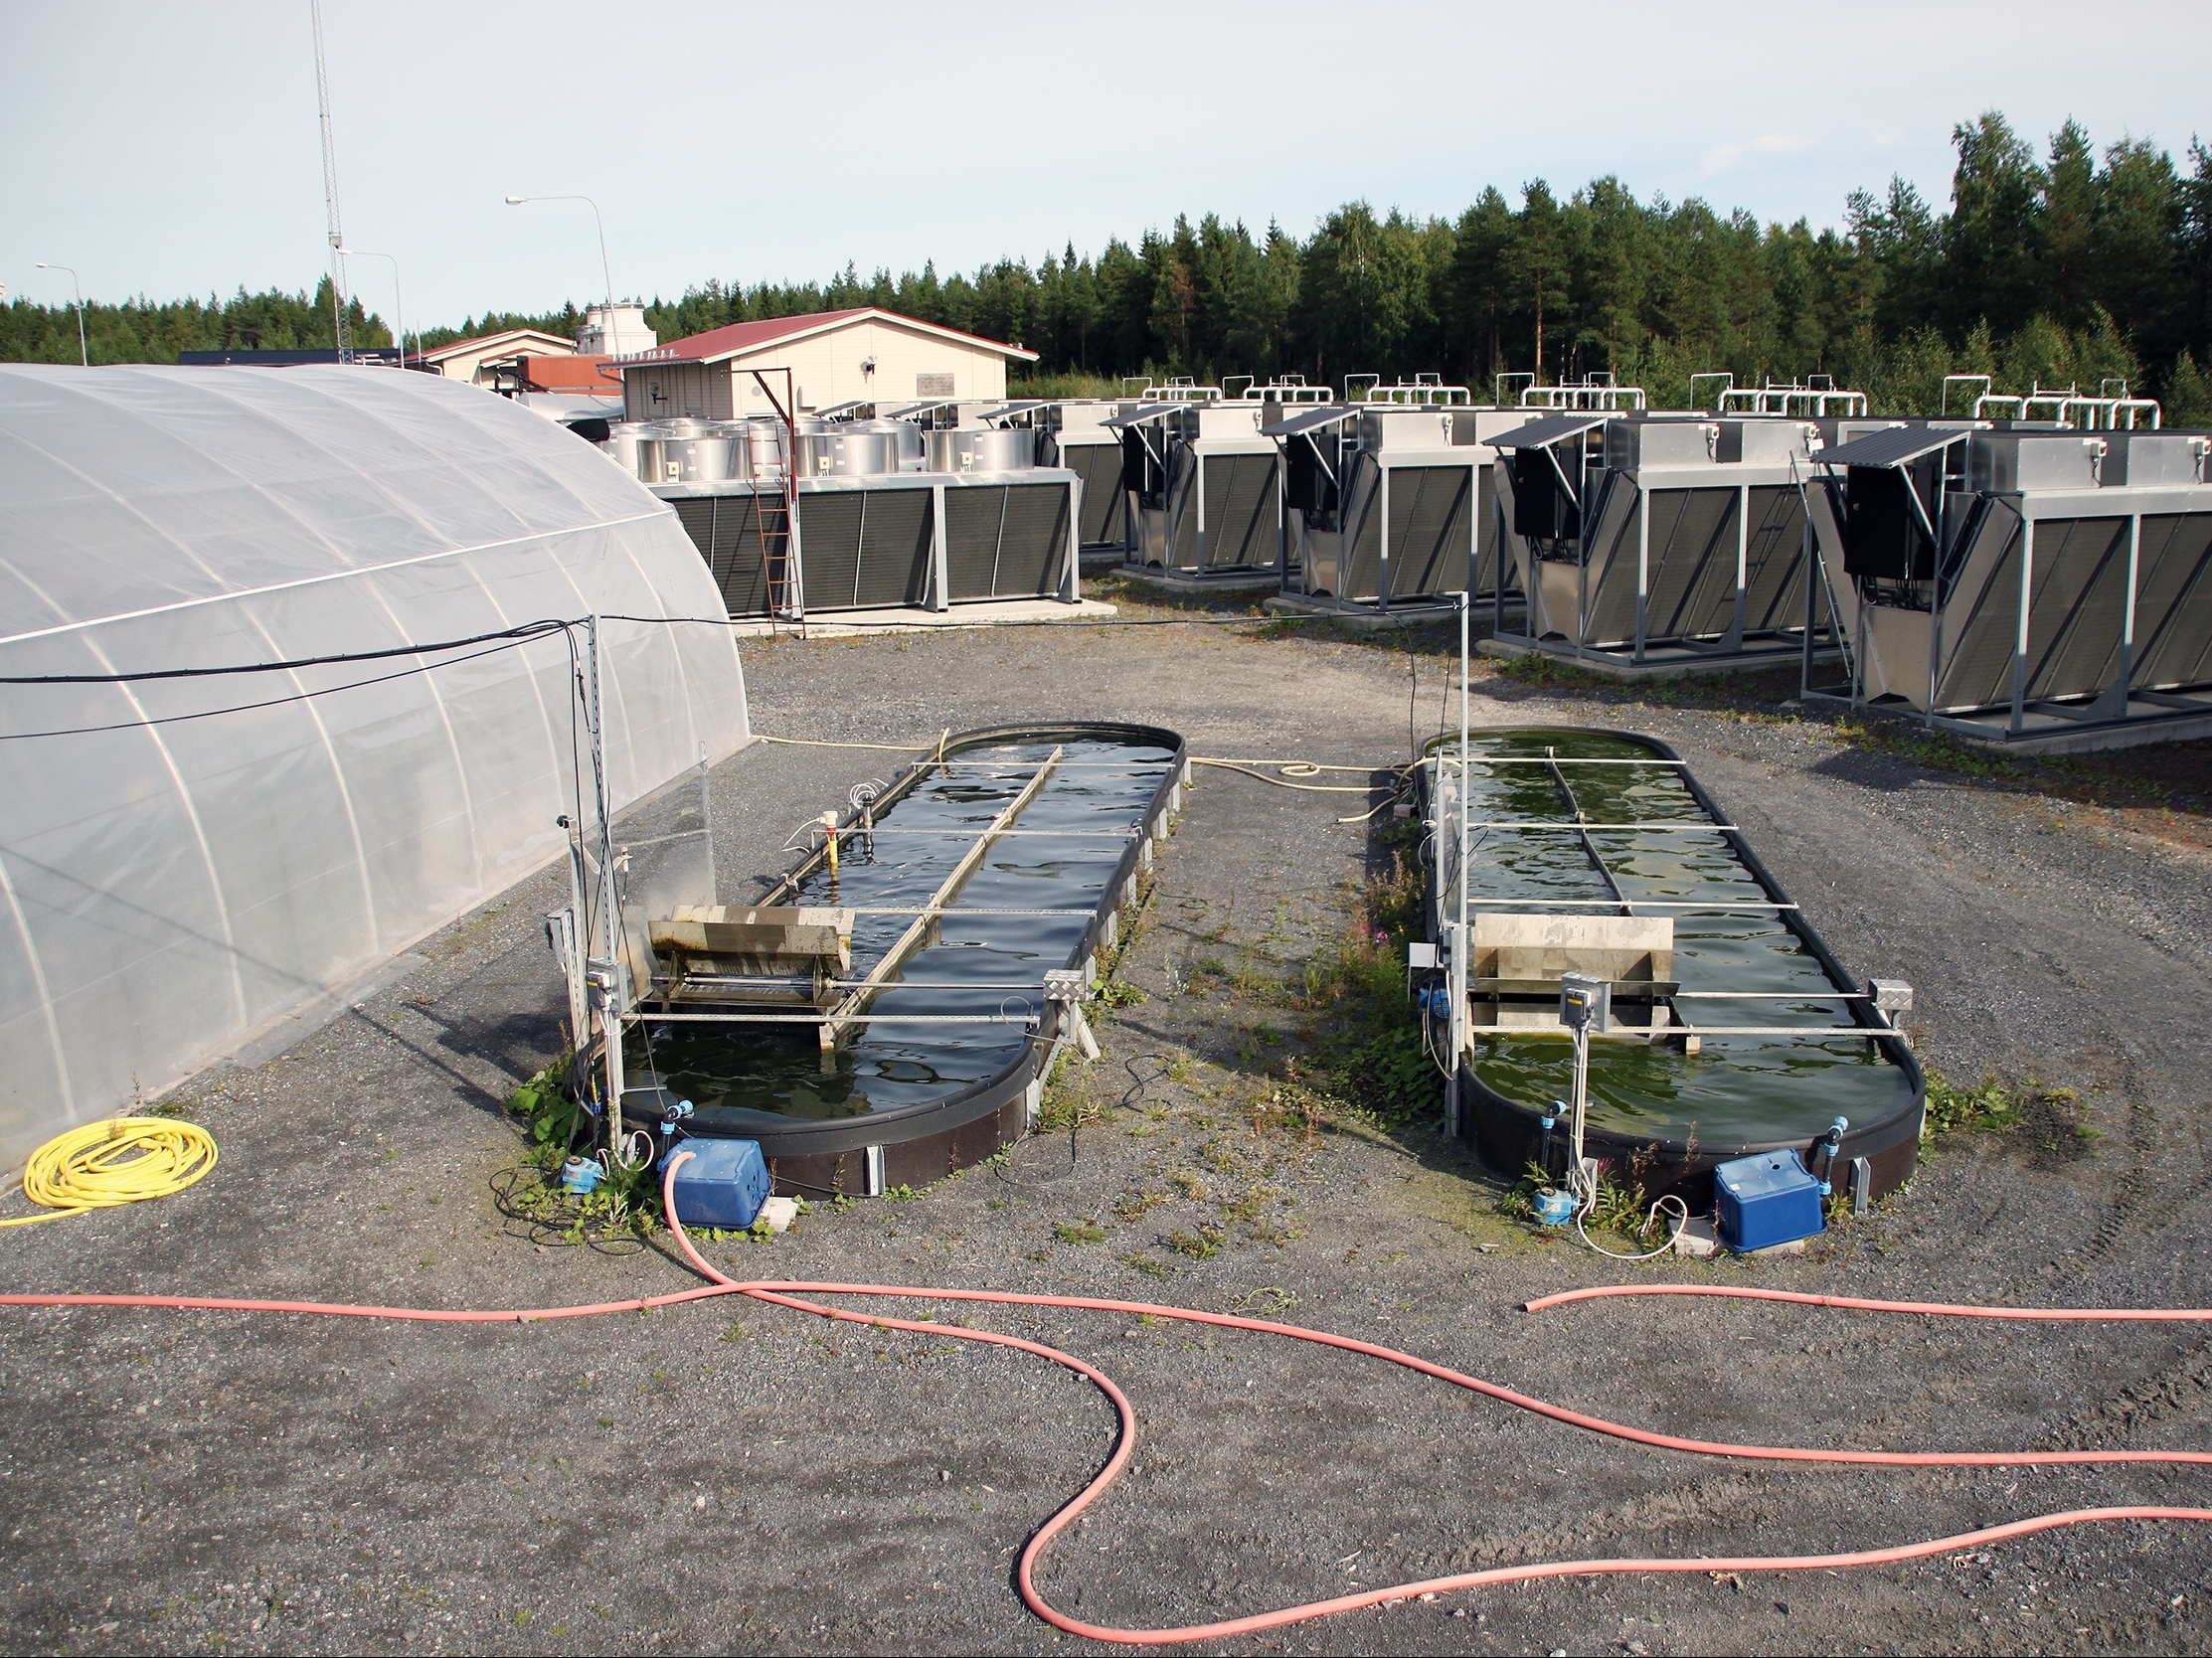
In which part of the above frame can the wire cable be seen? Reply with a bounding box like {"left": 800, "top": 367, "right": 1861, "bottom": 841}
{"left": 0, "top": 618, "right": 574, "bottom": 685}
{"left": 1, "top": 633, "right": 555, "bottom": 743}
{"left": 0, "top": 1118, "right": 218, "bottom": 1227}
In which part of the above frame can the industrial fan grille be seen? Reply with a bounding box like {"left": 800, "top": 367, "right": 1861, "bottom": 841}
{"left": 1385, "top": 465, "right": 1472, "bottom": 599}
{"left": 1202, "top": 453, "right": 1279, "bottom": 571}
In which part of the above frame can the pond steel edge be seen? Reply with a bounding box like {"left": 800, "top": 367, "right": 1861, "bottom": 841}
{"left": 670, "top": 721, "right": 1188, "bottom": 1199}
{"left": 1421, "top": 726, "right": 1927, "bottom": 1207}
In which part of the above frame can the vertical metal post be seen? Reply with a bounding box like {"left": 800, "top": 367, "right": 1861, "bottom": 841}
{"left": 1632, "top": 477, "right": 1649, "bottom": 662}
{"left": 2010, "top": 518, "right": 2035, "bottom": 734}
{"left": 1377, "top": 465, "right": 1392, "bottom": 611}
{"left": 1729, "top": 482, "right": 1749, "bottom": 650}
{"left": 1195, "top": 452, "right": 1209, "bottom": 575}
{"left": 929, "top": 481, "right": 950, "bottom": 611}
{"left": 1447, "top": 588, "right": 1471, "bottom": 1137}
{"left": 1568, "top": 1024, "right": 1591, "bottom": 1200}
{"left": 1492, "top": 481, "right": 1509, "bottom": 638}
{"left": 2120, "top": 511, "right": 2140, "bottom": 705}
{"left": 1059, "top": 474, "right": 1081, "bottom": 602}
{"left": 587, "top": 615, "right": 625, "bottom": 1158}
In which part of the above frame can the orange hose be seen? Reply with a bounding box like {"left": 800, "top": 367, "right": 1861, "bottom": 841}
{"left": 3, "top": 1159, "right": 2209, "bottom": 1648}
{"left": 1527, "top": 1281, "right": 2212, "bottom": 1320}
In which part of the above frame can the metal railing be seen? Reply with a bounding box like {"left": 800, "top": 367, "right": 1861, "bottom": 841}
{"left": 1517, "top": 373, "right": 1646, "bottom": 412}
{"left": 1971, "top": 381, "right": 2162, "bottom": 429}
{"left": 1348, "top": 372, "right": 1473, "bottom": 407}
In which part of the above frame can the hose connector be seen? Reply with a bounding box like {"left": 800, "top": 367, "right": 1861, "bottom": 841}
{"left": 1816, "top": 1115, "right": 1848, "bottom": 1196}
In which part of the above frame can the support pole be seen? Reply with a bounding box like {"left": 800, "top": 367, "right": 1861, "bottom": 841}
{"left": 585, "top": 615, "right": 626, "bottom": 1162}
{"left": 1446, "top": 588, "right": 1470, "bottom": 1137}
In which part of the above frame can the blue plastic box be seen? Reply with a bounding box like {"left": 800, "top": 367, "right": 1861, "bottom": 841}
{"left": 1713, "top": 1148, "right": 1826, "bottom": 1252}
{"left": 659, "top": 1138, "right": 770, "bottom": 1231}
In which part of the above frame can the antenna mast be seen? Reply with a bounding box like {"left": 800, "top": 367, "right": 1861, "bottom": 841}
{"left": 310, "top": 0, "right": 352, "bottom": 362}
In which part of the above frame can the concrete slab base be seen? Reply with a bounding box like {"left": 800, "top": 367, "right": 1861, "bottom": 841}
{"left": 1673, "top": 1216, "right": 1721, "bottom": 1256}
{"left": 727, "top": 598, "right": 1115, "bottom": 639}
{"left": 1476, "top": 633, "right": 1838, "bottom": 681}
{"left": 1114, "top": 565, "right": 1281, "bottom": 595}
{"left": 1938, "top": 709, "right": 2212, "bottom": 756}
{"left": 1262, "top": 595, "right": 1461, "bottom": 632}
{"left": 1673, "top": 1215, "right": 1809, "bottom": 1256}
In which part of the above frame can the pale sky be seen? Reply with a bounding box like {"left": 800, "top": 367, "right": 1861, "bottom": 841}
{"left": 4, "top": 0, "right": 2207, "bottom": 332}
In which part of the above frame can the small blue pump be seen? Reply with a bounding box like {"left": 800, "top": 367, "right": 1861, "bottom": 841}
{"left": 1532, "top": 1188, "right": 1577, "bottom": 1227}
{"left": 1713, "top": 1148, "right": 1826, "bottom": 1252}
{"left": 658, "top": 1137, "right": 771, "bottom": 1232}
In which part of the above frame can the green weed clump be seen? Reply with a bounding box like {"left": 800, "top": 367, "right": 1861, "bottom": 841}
{"left": 1497, "top": 1153, "right": 1663, "bottom": 1244}
{"left": 1167, "top": 1225, "right": 1226, "bottom": 1259}
{"left": 1921, "top": 1068, "right": 2083, "bottom": 1139}
{"left": 1834, "top": 718, "right": 2024, "bottom": 782}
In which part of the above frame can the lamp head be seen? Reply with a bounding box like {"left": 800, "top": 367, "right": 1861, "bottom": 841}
{"left": 504, "top": 195, "right": 528, "bottom": 205}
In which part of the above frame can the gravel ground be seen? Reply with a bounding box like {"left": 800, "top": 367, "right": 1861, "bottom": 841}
{"left": 3, "top": 600, "right": 2210, "bottom": 1657}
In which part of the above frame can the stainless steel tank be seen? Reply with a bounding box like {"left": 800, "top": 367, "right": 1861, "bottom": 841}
{"left": 795, "top": 429, "right": 902, "bottom": 477}
{"left": 854, "top": 419, "right": 927, "bottom": 471}
{"left": 648, "top": 432, "right": 741, "bottom": 485}
{"left": 926, "top": 428, "right": 1035, "bottom": 473}
{"left": 735, "top": 418, "right": 787, "bottom": 480}
{"left": 601, "top": 422, "right": 648, "bottom": 478}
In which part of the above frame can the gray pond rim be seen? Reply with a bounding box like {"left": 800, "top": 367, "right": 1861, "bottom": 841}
{"left": 635, "top": 723, "right": 1186, "bottom": 1198}
{"left": 1421, "top": 727, "right": 1926, "bottom": 1205}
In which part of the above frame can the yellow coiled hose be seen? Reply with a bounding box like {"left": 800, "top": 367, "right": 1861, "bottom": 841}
{"left": 2, "top": 1118, "right": 218, "bottom": 1227}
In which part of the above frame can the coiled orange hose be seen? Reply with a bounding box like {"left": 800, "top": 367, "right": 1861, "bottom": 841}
{"left": 3, "top": 1157, "right": 2208, "bottom": 1647}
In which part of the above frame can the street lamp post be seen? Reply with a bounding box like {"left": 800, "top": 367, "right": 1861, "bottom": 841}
{"left": 339, "top": 248, "right": 406, "bottom": 368}
{"left": 35, "top": 263, "right": 87, "bottom": 366}
{"left": 503, "top": 194, "right": 615, "bottom": 314}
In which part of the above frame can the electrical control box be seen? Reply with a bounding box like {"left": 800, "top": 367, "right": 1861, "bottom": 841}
{"left": 1713, "top": 1148, "right": 1826, "bottom": 1252}
{"left": 660, "top": 1137, "right": 771, "bottom": 1231}
{"left": 1558, "top": 971, "right": 1611, "bottom": 1033}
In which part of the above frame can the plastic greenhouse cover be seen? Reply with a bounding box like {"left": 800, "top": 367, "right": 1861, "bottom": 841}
{"left": 0, "top": 365, "right": 750, "bottom": 1170}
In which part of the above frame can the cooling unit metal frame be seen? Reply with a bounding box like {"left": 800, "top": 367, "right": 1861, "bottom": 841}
{"left": 1267, "top": 404, "right": 1529, "bottom": 612}
{"left": 1802, "top": 424, "right": 2212, "bottom": 746}
{"left": 655, "top": 468, "right": 1083, "bottom": 618}
{"left": 1108, "top": 400, "right": 1284, "bottom": 578}
{"left": 1486, "top": 413, "right": 1846, "bottom": 670}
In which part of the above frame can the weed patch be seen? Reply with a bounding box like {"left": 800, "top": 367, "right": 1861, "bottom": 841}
{"left": 1167, "top": 1225, "right": 1226, "bottom": 1259}
{"left": 1922, "top": 1067, "right": 2083, "bottom": 1141}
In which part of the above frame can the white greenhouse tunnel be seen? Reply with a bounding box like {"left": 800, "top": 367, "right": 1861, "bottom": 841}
{"left": 0, "top": 365, "right": 750, "bottom": 1171}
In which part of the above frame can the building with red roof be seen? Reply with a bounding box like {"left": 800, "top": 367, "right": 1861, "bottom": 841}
{"left": 613, "top": 307, "right": 1038, "bottom": 421}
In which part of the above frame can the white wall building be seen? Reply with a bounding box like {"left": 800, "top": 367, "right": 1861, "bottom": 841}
{"left": 418, "top": 327, "right": 576, "bottom": 387}
{"left": 614, "top": 308, "right": 1039, "bottom": 421}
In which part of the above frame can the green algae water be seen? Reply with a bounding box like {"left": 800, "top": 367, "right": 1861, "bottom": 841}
{"left": 1430, "top": 728, "right": 1906, "bottom": 1147}
{"left": 631, "top": 737, "right": 1175, "bottom": 1130}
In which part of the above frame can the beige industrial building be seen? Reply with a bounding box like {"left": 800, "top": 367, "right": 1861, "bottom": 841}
{"left": 418, "top": 327, "right": 575, "bottom": 387}
{"left": 614, "top": 308, "right": 1038, "bottom": 420}
{"left": 421, "top": 304, "right": 656, "bottom": 388}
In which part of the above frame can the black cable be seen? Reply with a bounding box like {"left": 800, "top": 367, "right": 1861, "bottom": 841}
{"left": 0, "top": 633, "right": 553, "bottom": 743}
{"left": 0, "top": 617, "right": 575, "bottom": 684}
{"left": 596, "top": 610, "right": 1336, "bottom": 631}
